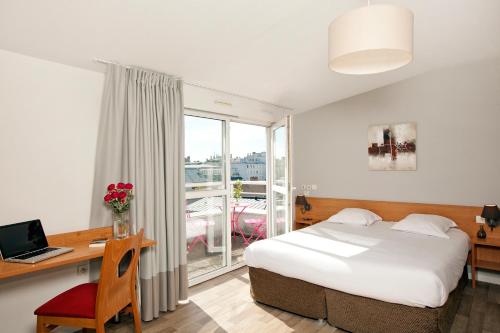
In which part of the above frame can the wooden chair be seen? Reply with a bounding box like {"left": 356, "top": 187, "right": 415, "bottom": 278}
{"left": 35, "top": 230, "right": 144, "bottom": 333}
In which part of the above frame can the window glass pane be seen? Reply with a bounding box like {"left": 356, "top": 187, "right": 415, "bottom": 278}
{"left": 272, "top": 191, "right": 286, "bottom": 235}
{"left": 185, "top": 115, "right": 225, "bottom": 192}
{"left": 273, "top": 126, "right": 286, "bottom": 187}
{"left": 186, "top": 196, "right": 226, "bottom": 279}
{"left": 229, "top": 122, "right": 267, "bottom": 266}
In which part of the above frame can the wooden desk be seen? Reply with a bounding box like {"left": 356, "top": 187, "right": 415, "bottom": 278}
{"left": 471, "top": 236, "right": 500, "bottom": 288}
{"left": 0, "top": 227, "right": 156, "bottom": 280}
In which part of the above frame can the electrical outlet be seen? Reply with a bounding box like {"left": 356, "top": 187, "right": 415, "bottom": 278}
{"left": 306, "top": 185, "right": 312, "bottom": 191}
{"left": 77, "top": 263, "right": 89, "bottom": 275}
{"left": 475, "top": 216, "right": 485, "bottom": 224}
{"left": 301, "top": 185, "right": 306, "bottom": 190}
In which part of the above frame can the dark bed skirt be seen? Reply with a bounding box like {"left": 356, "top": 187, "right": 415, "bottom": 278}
{"left": 249, "top": 266, "right": 327, "bottom": 319}
{"left": 249, "top": 267, "right": 468, "bottom": 333}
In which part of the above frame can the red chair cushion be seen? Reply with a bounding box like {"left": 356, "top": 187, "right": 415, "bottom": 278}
{"left": 34, "top": 283, "right": 98, "bottom": 319}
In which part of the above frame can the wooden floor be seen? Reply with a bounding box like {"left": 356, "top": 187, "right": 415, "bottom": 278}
{"left": 104, "top": 267, "right": 500, "bottom": 333}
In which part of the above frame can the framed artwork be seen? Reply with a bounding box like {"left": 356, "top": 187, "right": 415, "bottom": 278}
{"left": 368, "top": 122, "right": 416, "bottom": 171}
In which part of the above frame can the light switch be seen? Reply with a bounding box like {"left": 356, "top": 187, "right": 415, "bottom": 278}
{"left": 475, "top": 216, "right": 485, "bottom": 224}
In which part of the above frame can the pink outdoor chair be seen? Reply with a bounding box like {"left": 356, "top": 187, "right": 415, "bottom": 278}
{"left": 186, "top": 213, "right": 214, "bottom": 252}
{"left": 243, "top": 218, "right": 267, "bottom": 244}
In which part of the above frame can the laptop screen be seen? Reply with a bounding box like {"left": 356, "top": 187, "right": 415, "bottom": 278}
{"left": 0, "top": 220, "right": 49, "bottom": 259}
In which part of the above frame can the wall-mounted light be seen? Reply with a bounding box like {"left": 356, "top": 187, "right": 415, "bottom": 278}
{"left": 295, "top": 195, "right": 311, "bottom": 214}
{"left": 481, "top": 204, "right": 500, "bottom": 231}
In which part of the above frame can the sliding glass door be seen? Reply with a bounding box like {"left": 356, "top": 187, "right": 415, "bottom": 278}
{"left": 185, "top": 111, "right": 289, "bottom": 284}
{"left": 229, "top": 122, "right": 268, "bottom": 267}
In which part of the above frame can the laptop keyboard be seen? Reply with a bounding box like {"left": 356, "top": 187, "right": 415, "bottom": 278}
{"left": 14, "top": 247, "right": 58, "bottom": 260}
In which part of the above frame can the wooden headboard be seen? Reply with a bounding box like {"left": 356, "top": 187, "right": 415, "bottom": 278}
{"left": 296, "top": 197, "right": 486, "bottom": 237}
{"left": 296, "top": 197, "right": 499, "bottom": 263}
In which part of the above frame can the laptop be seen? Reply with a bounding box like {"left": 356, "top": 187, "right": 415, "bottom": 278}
{"left": 0, "top": 219, "right": 73, "bottom": 264}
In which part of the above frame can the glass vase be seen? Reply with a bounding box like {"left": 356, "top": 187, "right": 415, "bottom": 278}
{"left": 112, "top": 211, "right": 130, "bottom": 239}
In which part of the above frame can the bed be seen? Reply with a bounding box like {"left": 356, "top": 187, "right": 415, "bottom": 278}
{"left": 244, "top": 198, "right": 482, "bottom": 333}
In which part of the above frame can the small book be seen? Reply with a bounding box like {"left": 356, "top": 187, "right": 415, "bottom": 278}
{"left": 89, "top": 238, "right": 108, "bottom": 248}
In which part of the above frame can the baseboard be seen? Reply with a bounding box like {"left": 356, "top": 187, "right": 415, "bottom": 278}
{"left": 467, "top": 265, "right": 500, "bottom": 285}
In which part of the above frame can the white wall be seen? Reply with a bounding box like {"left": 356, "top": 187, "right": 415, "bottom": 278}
{"left": 0, "top": 49, "right": 104, "bottom": 333}
{"left": 184, "top": 84, "right": 287, "bottom": 124}
{"left": 293, "top": 58, "right": 500, "bottom": 206}
{"left": 293, "top": 58, "right": 500, "bottom": 283}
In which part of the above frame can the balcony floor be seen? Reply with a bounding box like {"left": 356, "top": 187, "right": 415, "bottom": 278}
{"left": 187, "top": 234, "right": 260, "bottom": 279}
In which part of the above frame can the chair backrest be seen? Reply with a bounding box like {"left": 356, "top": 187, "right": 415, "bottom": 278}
{"left": 95, "top": 229, "right": 144, "bottom": 322}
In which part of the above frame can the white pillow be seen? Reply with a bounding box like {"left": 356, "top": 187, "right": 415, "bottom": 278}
{"left": 326, "top": 208, "right": 382, "bottom": 226}
{"left": 391, "top": 214, "right": 457, "bottom": 239}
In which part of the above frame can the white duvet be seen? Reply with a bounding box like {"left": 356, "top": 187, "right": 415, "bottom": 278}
{"left": 244, "top": 221, "right": 470, "bottom": 308}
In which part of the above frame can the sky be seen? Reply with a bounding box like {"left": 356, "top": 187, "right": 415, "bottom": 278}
{"left": 185, "top": 116, "right": 267, "bottom": 162}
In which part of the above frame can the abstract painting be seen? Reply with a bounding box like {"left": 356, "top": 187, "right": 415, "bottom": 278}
{"left": 368, "top": 123, "right": 416, "bottom": 171}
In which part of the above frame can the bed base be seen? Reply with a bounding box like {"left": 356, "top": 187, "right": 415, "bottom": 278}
{"left": 249, "top": 267, "right": 468, "bottom": 333}
{"left": 249, "top": 267, "right": 327, "bottom": 319}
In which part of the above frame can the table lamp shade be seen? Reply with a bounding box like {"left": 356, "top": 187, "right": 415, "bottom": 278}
{"left": 481, "top": 205, "right": 500, "bottom": 220}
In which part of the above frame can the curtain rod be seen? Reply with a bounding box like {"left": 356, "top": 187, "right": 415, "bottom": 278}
{"left": 94, "top": 58, "right": 182, "bottom": 80}
{"left": 93, "top": 58, "right": 293, "bottom": 112}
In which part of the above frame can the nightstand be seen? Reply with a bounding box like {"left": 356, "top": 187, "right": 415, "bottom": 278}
{"left": 294, "top": 218, "right": 322, "bottom": 230}
{"left": 471, "top": 236, "right": 500, "bottom": 288}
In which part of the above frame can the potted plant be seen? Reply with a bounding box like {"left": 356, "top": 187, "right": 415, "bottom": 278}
{"left": 104, "top": 182, "right": 134, "bottom": 239}
{"left": 233, "top": 180, "right": 243, "bottom": 204}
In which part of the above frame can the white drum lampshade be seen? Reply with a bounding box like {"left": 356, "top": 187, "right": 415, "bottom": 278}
{"left": 329, "top": 4, "right": 414, "bottom": 75}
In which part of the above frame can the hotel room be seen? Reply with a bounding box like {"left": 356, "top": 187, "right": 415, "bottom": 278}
{"left": 0, "top": 1, "right": 499, "bottom": 332}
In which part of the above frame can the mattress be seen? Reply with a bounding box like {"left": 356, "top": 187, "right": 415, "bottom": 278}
{"left": 244, "top": 221, "right": 470, "bottom": 308}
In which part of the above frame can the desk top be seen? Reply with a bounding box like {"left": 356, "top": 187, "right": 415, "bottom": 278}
{"left": 0, "top": 227, "right": 155, "bottom": 280}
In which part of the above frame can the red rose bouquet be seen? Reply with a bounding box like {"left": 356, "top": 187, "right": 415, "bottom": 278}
{"left": 104, "top": 182, "right": 134, "bottom": 214}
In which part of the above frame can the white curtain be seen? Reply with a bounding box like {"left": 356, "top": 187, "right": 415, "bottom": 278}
{"left": 90, "top": 64, "right": 187, "bottom": 320}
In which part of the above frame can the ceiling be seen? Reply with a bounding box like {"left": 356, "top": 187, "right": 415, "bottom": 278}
{"left": 1, "top": 0, "right": 499, "bottom": 113}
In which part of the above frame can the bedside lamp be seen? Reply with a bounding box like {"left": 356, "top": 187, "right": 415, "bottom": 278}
{"left": 295, "top": 195, "right": 311, "bottom": 214}
{"left": 481, "top": 204, "right": 500, "bottom": 231}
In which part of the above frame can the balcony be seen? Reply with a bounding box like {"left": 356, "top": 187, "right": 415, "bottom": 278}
{"left": 186, "top": 181, "right": 267, "bottom": 279}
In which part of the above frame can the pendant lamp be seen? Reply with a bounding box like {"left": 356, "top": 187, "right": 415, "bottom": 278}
{"left": 329, "top": 2, "right": 414, "bottom": 75}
